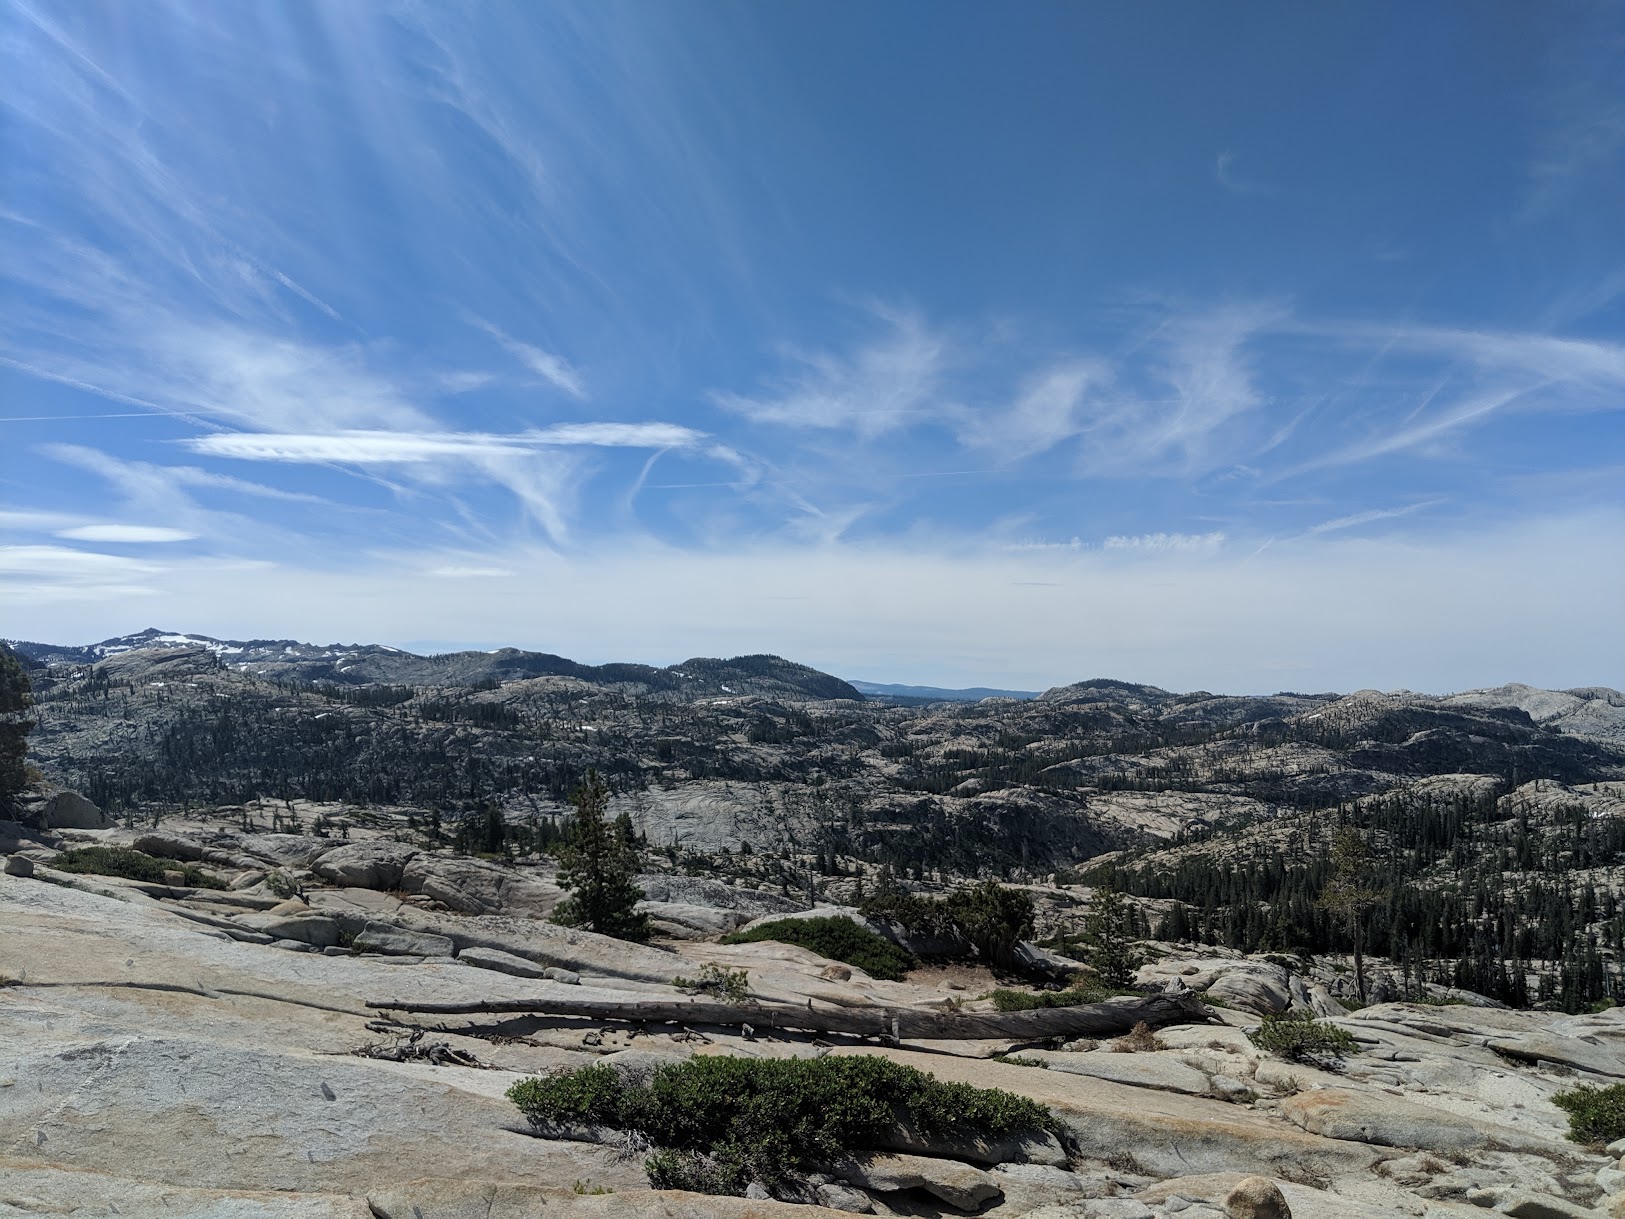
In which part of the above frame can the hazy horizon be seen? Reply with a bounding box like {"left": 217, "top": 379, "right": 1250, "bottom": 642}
{"left": 9, "top": 618, "right": 1617, "bottom": 700}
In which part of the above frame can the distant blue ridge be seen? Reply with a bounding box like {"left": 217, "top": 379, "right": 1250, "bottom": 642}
{"left": 848, "top": 680, "right": 1038, "bottom": 702}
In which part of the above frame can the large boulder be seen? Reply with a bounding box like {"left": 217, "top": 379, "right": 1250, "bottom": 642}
{"left": 389, "top": 909, "right": 678, "bottom": 983}
{"left": 399, "top": 854, "right": 563, "bottom": 917}
{"left": 639, "top": 900, "right": 750, "bottom": 938}
{"left": 1137, "top": 958, "right": 1293, "bottom": 1015}
{"left": 34, "top": 791, "right": 114, "bottom": 830}
{"left": 637, "top": 873, "right": 805, "bottom": 918}
{"left": 1224, "top": 1175, "right": 1291, "bottom": 1219}
{"left": 310, "top": 841, "right": 418, "bottom": 890}
{"left": 833, "top": 1152, "right": 1001, "bottom": 1211}
{"left": 352, "top": 921, "right": 453, "bottom": 957}
{"left": 235, "top": 910, "right": 346, "bottom": 949}
{"left": 875, "top": 1118, "right": 1068, "bottom": 1167}
{"left": 133, "top": 831, "right": 206, "bottom": 861}
{"left": 1280, "top": 1088, "right": 1486, "bottom": 1152}
{"left": 1487, "top": 1031, "right": 1625, "bottom": 1078}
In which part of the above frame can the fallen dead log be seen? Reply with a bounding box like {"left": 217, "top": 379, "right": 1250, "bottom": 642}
{"left": 366, "top": 989, "right": 1212, "bottom": 1040}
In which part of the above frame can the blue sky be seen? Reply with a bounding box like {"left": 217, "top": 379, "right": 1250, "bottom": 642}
{"left": 2, "top": 1, "right": 1622, "bottom": 691}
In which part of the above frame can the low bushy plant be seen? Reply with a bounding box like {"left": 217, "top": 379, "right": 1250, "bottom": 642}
{"left": 507, "top": 1053, "right": 1057, "bottom": 1197}
{"left": 860, "top": 881, "right": 1034, "bottom": 969}
{"left": 722, "top": 915, "right": 915, "bottom": 981}
{"left": 1551, "top": 1083, "right": 1625, "bottom": 1145}
{"left": 1108, "top": 1020, "right": 1165, "bottom": 1053}
{"left": 263, "top": 870, "right": 300, "bottom": 899}
{"left": 1246, "top": 1012, "right": 1359, "bottom": 1066}
{"left": 672, "top": 962, "right": 751, "bottom": 1002}
{"left": 52, "top": 846, "right": 225, "bottom": 890}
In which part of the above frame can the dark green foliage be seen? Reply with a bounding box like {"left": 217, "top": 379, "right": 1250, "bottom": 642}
{"left": 949, "top": 880, "right": 1036, "bottom": 969}
{"left": 722, "top": 915, "right": 915, "bottom": 981}
{"left": 52, "top": 846, "right": 226, "bottom": 889}
{"left": 0, "top": 644, "right": 34, "bottom": 814}
{"left": 1551, "top": 1083, "right": 1625, "bottom": 1145}
{"left": 990, "top": 978, "right": 1140, "bottom": 1011}
{"left": 507, "top": 1054, "right": 1057, "bottom": 1196}
{"left": 1090, "top": 787, "right": 1625, "bottom": 1012}
{"left": 507, "top": 1063, "right": 626, "bottom": 1125}
{"left": 1081, "top": 886, "right": 1144, "bottom": 987}
{"left": 552, "top": 770, "right": 650, "bottom": 942}
{"left": 480, "top": 803, "right": 506, "bottom": 854}
{"left": 1246, "top": 1012, "right": 1359, "bottom": 1066}
{"left": 860, "top": 880, "right": 1034, "bottom": 968}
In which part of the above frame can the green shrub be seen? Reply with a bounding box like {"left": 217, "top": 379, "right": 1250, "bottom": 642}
{"left": 990, "top": 979, "right": 1141, "bottom": 1011}
{"left": 1246, "top": 1013, "right": 1359, "bottom": 1066}
{"left": 722, "top": 916, "right": 915, "bottom": 981}
{"left": 672, "top": 963, "right": 751, "bottom": 1002}
{"left": 860, "top": 881, "right": 1034, "bottom": 968}
{"left": 263, "top": 870, "right": 300, "bottom": 899}
{"left": 52, "top": 846, "right": 225, "bottom": 890}
{"left": 507, "top": 1053, "right": 1057, "bottom": 1196}
{"left": 1551, "top": 1083, "right": 1625, "bottom": 1145}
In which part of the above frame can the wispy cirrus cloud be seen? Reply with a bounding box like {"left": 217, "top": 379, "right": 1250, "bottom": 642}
{"left": 957, "top": 362, "right": 1109, "bottom": 462}
{"left": 0, "top": 543, "right": 164, "bottom": 603}
{"left": 471, "top": 318, "right": 586, "bottom": 399}
{"left": 55, "top": 524, "right": 198, "bottom": 543}
{"left": 1291, "top": 321, "right": 1625, "bottom": 470}
{"left": 1303, "top": 500, "right": 1443, "bottom": 537}
{"left": 713, "top": 309, "right": 946, "bottom": 438}
{"left": 184, "top": 424, "right": 708, "bottom": 463}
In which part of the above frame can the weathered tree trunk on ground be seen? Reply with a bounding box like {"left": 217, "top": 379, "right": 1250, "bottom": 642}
{"left": 366, "top": 989, "right": 1211, "bottom": 1040}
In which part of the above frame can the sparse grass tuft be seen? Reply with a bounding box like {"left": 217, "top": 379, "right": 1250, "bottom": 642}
{"left": 1109, "top": 1020, "right": 1165, "bottom": 1053}
{"left": 672, "top": 962, "right": 751, "bottom": 1002}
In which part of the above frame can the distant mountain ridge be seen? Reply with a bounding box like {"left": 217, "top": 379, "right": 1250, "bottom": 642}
{"left": 7, "top": 627, "right": 864, "bottom": 703}
{"left": 849, "top": 680, "right": 1039, "bottom": 702}
{"left": 9, "top": 628, "right": 1623, "bottom": 746}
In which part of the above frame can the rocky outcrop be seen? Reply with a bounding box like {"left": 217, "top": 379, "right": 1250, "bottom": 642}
{"left": 352, "top": 921, "right": 454, "bottom": 957}
{"left": 1280, "top": 1088, "right": 1486, "bottom": 1151}
{"left": 311, "top": 840, "right": 418, "bottom": 890}
{"left": 398, "top": 853, "right": 562, "bottom": 916}
{"left": 832, "top": 1152, "right": 1001, "bottom": 1211}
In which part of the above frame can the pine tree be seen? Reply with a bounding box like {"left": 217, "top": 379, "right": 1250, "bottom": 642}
{"left": 1082, "top": 885, "right": 1144, "bottom": 988}
{"left": 552, "top": 770, "right": 650, "bottom": 942}
{"left": 481, "top": 803, "right": 506, "bottom": 854}
{"left": 1320, "top": 827, "right": 1385, "bottom": 1004}
{"left": 0, "top": 644, "right": 34, "bottom": 814}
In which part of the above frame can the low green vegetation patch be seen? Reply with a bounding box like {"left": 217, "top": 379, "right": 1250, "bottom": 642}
{"left": 1552, "top": 1083, "right": 1625, "bottom": 1145}
{"left": 507, "top": 1053, "right": 1058, "bottom": 1196}
{"left": 990, "top": 979, "right": 1142, "bottom": 1011}
{"left": 859, "top": 881, "right": 1034, "bottom": 969}
{"left": 722, "top": 915, "right": 915, "bottom": 981}
{"left": 52, "top": 846, "right": 225, "bottom": 890}
{"left": 1246, "top": 1012, "right": 1359, "bottom": 1067}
